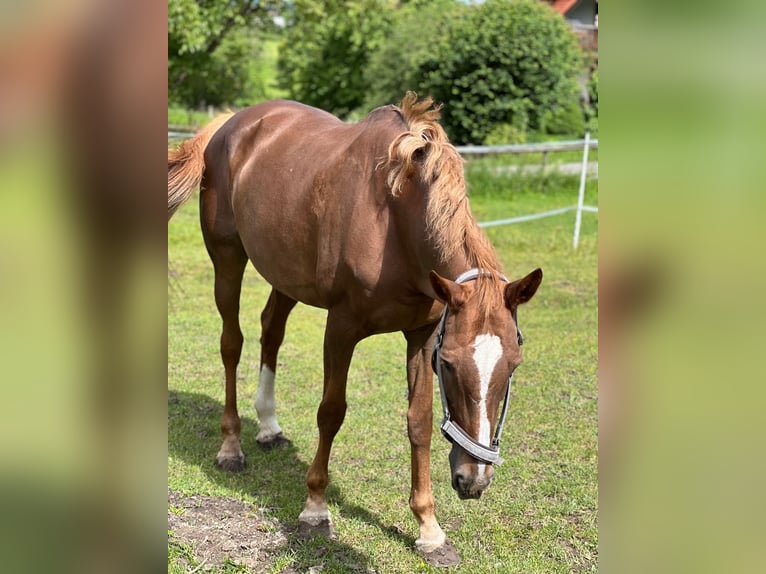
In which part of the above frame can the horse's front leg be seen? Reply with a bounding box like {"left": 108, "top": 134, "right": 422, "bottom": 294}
{"left": 298, "top": 311, "right": 362, "bottom": 536}
{"left": 404, "top": 325, "right": 461, "bottom": 566}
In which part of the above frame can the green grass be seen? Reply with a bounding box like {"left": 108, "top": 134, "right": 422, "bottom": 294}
{"left": 168, "top": 168, "right": 597, "bottom": 573}
{"left": 168, "top": 106, "right": 219, "bottom": 130}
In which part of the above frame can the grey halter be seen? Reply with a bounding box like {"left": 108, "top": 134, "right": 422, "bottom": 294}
{"left": 431, "top": 269, "right": 523, "bottom": 466}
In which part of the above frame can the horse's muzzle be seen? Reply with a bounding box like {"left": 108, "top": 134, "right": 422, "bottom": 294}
{"left": 452, "top": 471, "right": 492, "bottom": 500}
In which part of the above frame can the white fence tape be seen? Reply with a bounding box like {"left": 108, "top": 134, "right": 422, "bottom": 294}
{"left": 475, "top": 133, "right": 597, "bottom": 249}
{"left": 478, "top": 206, "right": 579, "bottom": 228}
{"left": 455, "top": 138, "right": 598, "bottom": 156}
{"left": 572, "top": 131, "right": 591, "bottom": 249}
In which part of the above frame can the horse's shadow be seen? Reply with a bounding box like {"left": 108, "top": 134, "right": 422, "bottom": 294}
{"left": 168, "top": 389, "right": 415, "bottom": 571}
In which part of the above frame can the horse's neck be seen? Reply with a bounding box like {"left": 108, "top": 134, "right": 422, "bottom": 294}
{"left": 411, "top": 250, "right": 474, "bottom": 301}
{"left": 394, "top": 181, "right": 491, "bottom": 296}
{"left": 434, "top": 224, "right": 501, "bottom": 282}
{"left": 434, "top": 253, "right": 474, "bottom": 281}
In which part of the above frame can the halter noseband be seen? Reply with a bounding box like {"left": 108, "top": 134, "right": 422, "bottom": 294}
{"left": 431, "top": 269, "right": 523, "bottom": 466}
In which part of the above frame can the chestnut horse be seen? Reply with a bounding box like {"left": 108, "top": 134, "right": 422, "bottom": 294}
{"left": 168, "top": 93, "right": 542, "bottom": 564}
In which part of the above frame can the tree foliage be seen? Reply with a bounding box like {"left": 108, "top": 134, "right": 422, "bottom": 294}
{"left": 169, "top": 0, "right": 589, "bottom": 140}
{"left": 168, "top": 0, "right": 282, "bottom": 107}
{"left": 419, "top": 0, "right": 584, "bottom": 144}
{"left": 278, "top": 0, "right": 391, "bottom": 118}
{"left": 363, "top": 0, "right": 464, "bottom": 111}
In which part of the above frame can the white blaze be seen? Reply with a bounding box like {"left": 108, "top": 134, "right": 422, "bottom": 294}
{"left": 255, "top": 365, "right": 282, "bottom": 441}
{"left": 472, "top": 333, "right": 503, "bottom": 477}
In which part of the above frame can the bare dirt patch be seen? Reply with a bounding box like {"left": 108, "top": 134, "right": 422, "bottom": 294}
{"left": 168, "top": 490, "right": 288, "bottom": 572}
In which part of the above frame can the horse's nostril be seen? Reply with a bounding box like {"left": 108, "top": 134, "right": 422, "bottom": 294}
{"left": 453, "top": 472, "right": 466, "bottom": 491}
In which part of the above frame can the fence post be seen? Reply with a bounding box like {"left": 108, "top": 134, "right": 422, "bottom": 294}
{"left": 572, "top": 131, "right": 591, "bottom": 249}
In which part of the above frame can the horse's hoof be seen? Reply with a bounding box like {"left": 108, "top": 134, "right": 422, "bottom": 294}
{"left": 296, "top": 518, "right": 336, "bottom": 540}
{"left": 256, "top": 432, "right": 292, "bottom": 450}
{"left": 418, "top": 539, "right": 461, "bottom": 568}
{"left": 214, "top": 454, "right": 246, "bottom": 472}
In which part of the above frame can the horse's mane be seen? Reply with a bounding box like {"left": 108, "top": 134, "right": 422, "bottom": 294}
{"left": 386, "top": 92, "right": 502, "bottom": 309}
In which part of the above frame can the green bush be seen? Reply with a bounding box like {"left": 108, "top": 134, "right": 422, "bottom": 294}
{"left": 168, "top": 0, "right": 279, "bottom": 108}
{"left": 540, "top": 95, "right": 586, "bottom": 136}
{"left": 419, "top": 0, "right": 583, "bottom": 144}
{"left": 169, "top": 31, "right": 261, "bottom": 108}
{"left": 363, "top": 0, "right": 464, "bottom": 111}
{"left": 587, "top": 69, "right": 598, "bottom": 124}
{"left": 589, "top": 69, "right": 598, "bottom": 115}
{"left": 278, "top": 0, "right": 391, "bottom": 118}
{"left": 484, "top": 122, "right": 528, "bottom": 145}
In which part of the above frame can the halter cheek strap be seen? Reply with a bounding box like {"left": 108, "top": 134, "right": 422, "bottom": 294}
{"left": 431, "top": 269, "right": 522, "bottom": 466}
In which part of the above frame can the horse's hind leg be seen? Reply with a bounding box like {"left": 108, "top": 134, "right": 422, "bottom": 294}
{"left": 255, "top": 288, "right": 297, "bottom": 448}
{"left": 206, "top": 236, "right": 249, "bottom": 472}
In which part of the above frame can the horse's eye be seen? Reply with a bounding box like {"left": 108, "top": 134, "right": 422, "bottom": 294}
{"left": 441, "top": 359, "right": 455, "bottom": 373}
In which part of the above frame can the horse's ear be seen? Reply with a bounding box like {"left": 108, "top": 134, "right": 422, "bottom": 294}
{"left": 430, "top": 271, "right": 465, "bottom": 308}
{"left": 505, "top": 268, "right": 543, "bottom": 310}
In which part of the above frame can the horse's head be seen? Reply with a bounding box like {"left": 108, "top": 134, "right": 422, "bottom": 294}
{"left": 430, "top": 268, "right": 543, "bottom": 499}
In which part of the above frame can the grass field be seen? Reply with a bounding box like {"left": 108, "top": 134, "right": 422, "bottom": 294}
{"left": 168, "top": 167, "right": 598, "bottom": 573}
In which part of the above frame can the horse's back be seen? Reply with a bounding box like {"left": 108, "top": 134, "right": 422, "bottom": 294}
{"left": 203, "top": 100, "right": 406, "bottom": 309}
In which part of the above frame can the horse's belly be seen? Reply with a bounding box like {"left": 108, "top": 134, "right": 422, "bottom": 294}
{"left": 234, "top": 198, "right": 327, "bottom": 307}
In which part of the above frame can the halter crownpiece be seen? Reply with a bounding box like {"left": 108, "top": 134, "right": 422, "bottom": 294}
{"left": 431, "top": 268, "right": 522, "bottom": 465}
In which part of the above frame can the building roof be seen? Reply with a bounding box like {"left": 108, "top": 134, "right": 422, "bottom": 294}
{"left": 548, "top": 0, "right": 584, "bottom": 16}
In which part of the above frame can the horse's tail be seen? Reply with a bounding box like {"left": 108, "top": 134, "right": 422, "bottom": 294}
{"left": 168, "top": 112, "right": 235, "bottom": 220}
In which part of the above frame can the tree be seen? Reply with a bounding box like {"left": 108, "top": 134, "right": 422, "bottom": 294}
{"left": 419, "top": 0, "right": 584, "bottom": 144}
{"left": 363, "top": 0, "right": 465, "bottom": 111}
{"left": 278, "top": 0, "right": 391, "bottom": 118}
{"left": 168, "top": 0, "right": 282, "bottom": 107}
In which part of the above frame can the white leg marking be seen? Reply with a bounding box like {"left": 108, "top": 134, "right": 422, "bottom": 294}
{"left": 255, "top": 366, "right": 283, "bottom": 441}
{"left": 415, "top": 521, "right": 447, "bottom": 552}
{"left": 298, "top": 498, "right": 332, "bottom": 526}
{"left": 473, "top": 333, "right": 503, "bottom": 477}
